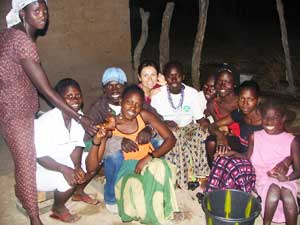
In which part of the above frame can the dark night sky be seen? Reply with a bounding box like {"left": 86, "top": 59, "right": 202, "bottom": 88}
{"left": 130, "top": 0, "right": 300, "bottom": 69}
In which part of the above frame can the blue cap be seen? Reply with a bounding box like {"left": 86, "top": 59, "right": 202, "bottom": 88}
{"left": 101, "top": 67, "right": 127, "bottom": 86}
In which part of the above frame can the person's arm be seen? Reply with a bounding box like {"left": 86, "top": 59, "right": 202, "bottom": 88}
{"left": 206, "top": 100, "right": 217, "bottom": 121}
{"left": 70, "top": 146, "right": 85, "bottom": 183}
{"left": 20, "top": 59, "right": 97, "bottom": 135}
{"left": 269, "top": 156, "right": 292, "bottom": 176}
{"left": 272, "top": 136, "right": 300, "bottom": 182}
{"left": 142, "top": 110, "right": 176, "bottom": 157}
{"left": 208, "top": 115, "right": 234, "bottom": 152}
{"left": 134, "top": 109, "right": 176, "bottom": 174}
{"left": 37, "top": 156, "right": 77, "bottom": 186}
{"left": 85, "top": 126, "right": 109, "bottom": 174}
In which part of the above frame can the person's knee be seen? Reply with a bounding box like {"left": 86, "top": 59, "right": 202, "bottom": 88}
{"left": 281, "top": 187, "right": 297, "bottom": 206}
{"left": 266, "top": 183, "right": 281, "bottom": 202}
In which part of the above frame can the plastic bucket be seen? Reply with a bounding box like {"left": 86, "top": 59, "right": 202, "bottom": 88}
{"left": 202, "top": 189, "right": 261, "bottom": 225}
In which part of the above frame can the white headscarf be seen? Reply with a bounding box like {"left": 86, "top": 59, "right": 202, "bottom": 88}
{"left": 6, "top": 0, "right": 47, "bottom": 28}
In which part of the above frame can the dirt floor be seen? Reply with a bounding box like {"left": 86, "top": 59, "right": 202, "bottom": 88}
{"left": 2, "top": 134, "right": 299, "bottom": 225}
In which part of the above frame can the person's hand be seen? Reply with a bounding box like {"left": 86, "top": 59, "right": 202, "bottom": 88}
{"left": 216, "top": 132, "right": 228, "bottom": 145}
{"left": 80, "top": 115, "right": 98, "bottom": 136}
{"left": 74, "top": 167, "right": 86, "bottom": 184}
{"left": 157, "top": 73, "right": 167, "bottom": 85}
{"left": 94, "top": 124, "right": 110, "bottom": 144}
{"left": 165, "top": 120, "right": 178, "bottom": 131}
{"left": 61, "top": 166, "right": 77, "bottom": 186}
{"left": 136, "top": 126, "right": 152, "bottom": 145}
{"left": 271, "top": 160, "right": 289, "bottom": 176}
{"left": 135, "top": 155, "right": 152, "bottom": 174}
{"left": 214, "top": 146, "right": 231, "bottom": 159}
{"left": 121, "top": 138, "right": 138, "bottom": 153}
{"left": 199, "top": 118, "right": 210, "bottom": 129}
{"left": 218, "top": 126, "right": 229, "bottom": 135}
{"left": 268, "top": 171, "right": 289, "bottom": 182}
{"left": 102, "top": 116, "right": 116, "bottom": 131}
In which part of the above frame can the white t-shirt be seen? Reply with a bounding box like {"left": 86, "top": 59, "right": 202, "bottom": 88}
{"left": 34, "top": 108, "right": 85, "bottom": 171}
{"left": 151, "top": 84, "right": 205, "bottom": 127}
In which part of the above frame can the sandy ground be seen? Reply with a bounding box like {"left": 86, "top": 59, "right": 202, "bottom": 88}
{"left": 1, "top": 134, "right": 296, "bottom": 225}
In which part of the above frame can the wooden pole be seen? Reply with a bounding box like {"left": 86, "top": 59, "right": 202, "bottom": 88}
{"left": 159, "top": 1, "right": 175, "bottom": 72}
{"left": 276, "top": 0, "right": 295, "bottom": 92}
{"left": 191, "top": 0, "right": 209, "bottom": 90}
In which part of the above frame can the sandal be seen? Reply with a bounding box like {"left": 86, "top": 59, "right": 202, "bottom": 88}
{"left": 72, "top": 194, "right": 100, "bottom": 205}
{"left": 50, "top": 211, "right": 81, "bottom": 223}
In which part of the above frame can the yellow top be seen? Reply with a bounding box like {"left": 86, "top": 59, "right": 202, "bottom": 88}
{"left": 112, "top": 114, "right": 153, "bottom": 160}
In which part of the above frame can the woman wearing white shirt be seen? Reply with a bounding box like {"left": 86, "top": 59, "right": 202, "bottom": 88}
{"left": 151, "top": 61, "right": 210, "bottom": 189}
{"left": 35, "top": 79, "right": 98, "bottom": 223}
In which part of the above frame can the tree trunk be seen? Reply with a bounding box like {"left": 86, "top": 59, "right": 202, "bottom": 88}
{"left": 191, "top": 0, "right": 209, "bottom": 90}
{"left": 159, "top": 1, "right": 175, "bottom": 72}
{"left": 276, "top": 0, "right": 296, "bottom": 92}
{"left": 133, "top": 8, "right": 150, "bottom": 82}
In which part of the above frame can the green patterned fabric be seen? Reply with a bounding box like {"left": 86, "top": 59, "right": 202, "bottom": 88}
{"left": 115, "top": 158, "right": 179, "bottom": 225}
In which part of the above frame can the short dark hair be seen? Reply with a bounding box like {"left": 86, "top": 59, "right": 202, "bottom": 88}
{"left": 163, "top": 61, "right": 184, "bottom": 77}
{"left": 122, "top": 84, "right": 145, "bottom": 101}
{"left": 138, "top": 60, "right": 159, "bottom": 77}
{"left": 260, "top": 98, "right": 285, "bottom": 117}
{"left": 54, "top": 78, "right": 82, "bottom": 97}
{"left": 238, "top": 80, "right": 260, "bottom": 98}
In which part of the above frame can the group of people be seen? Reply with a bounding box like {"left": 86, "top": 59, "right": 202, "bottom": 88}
{"left": 0, "top": 1, "right": 299, "bottom": 225}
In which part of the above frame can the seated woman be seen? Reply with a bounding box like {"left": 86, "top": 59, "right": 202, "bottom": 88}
{"left": 205, "top": 81, "right": 262, "bottom": 193}
{"left": 205, "top": 66, "right": 240, "bottom": 166}
{"left": 249, "top": 100, "right": 300, "bottom": 225}
{"left": 87, "top": 85, "right": 179, "bottom": 225}
{"left": 151, "top": 61, "right": 209, "bottom": 189}
{"left": 199, "top": 73, "right": 217, "bottom": 122}
{"left": 137, "top": 59, "right": 165, "bottom": 104}
{"left": 34, "top": 79, "right": 98, "bottom": 223}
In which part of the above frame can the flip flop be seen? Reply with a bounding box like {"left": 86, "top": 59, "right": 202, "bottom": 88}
{"left": 72, "top": 194, "right": 100, "bottom": 205}
{"left": 49, "top": 211, "right": 81, "bottom": 223}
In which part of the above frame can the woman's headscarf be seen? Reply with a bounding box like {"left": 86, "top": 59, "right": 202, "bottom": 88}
{"left": 6, "top": 0, "right": 47, "bottom": 28}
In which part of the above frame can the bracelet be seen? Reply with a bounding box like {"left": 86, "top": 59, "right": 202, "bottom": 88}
{"left": 92, "top": 140, "right": 101, "bottom": 146}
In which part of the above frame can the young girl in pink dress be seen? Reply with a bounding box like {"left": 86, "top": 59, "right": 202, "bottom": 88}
{"left": 249, "top": 100, "right": 300, "bottom": 225}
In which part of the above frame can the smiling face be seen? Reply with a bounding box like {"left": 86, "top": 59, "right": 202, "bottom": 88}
{"left": 63, "top": 86, "right": 83, "bottom": 112}
{"left": 165, "top": 67, "right": 184, "bottom": 94}
{"left": 215, "top": 72, "right": 234, "bottom": 97}
{"left": 203, "top": 76, "right": 216, "bottom": 100}
{"left": 262, "top": 107, "right": 285, "bottom": 135}
{"left": 104, "top": 81, "right": 125, "bottom": 105}
{"left": 139, "top": 66, "right": 158, "bottom": 91}
{"left": 121, "top": 92, "right": 143, "bottom": 120}
{"left": 21, "top": 0, "right": 48, "bottom": 30}
{"left": 238, "top": 88, "right": 258, "bottom": 115}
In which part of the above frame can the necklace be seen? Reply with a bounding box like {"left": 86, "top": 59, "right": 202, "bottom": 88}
{"left": 167, "top": 85, "right": 185, "bottom": 110}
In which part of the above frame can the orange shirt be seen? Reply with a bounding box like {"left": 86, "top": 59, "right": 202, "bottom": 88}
{"left": 112, "top": 114, "right": 153, "bottom": 160}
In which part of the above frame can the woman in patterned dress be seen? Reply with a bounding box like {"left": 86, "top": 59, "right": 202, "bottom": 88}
{"left": 0, "top": 1, "right": 96, "bottom": 224}
{"left": 151, "top": 61, "right": 210, "bottom": 189}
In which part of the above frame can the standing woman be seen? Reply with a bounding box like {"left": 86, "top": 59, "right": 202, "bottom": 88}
{"left": 0, "top": 1, "right": 96, "bottom": 225}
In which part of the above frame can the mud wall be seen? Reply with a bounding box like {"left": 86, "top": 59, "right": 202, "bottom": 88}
{"left": 0, "top": 0, "right": 132, "bottom": 110}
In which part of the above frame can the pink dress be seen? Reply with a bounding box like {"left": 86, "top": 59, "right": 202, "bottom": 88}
{"left": 251, "top": 130, "right": 298, "bottom": 223}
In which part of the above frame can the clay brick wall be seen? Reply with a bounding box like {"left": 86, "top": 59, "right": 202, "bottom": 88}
{"left": 0, "top": 0, "right": 132, "bottom": 109}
